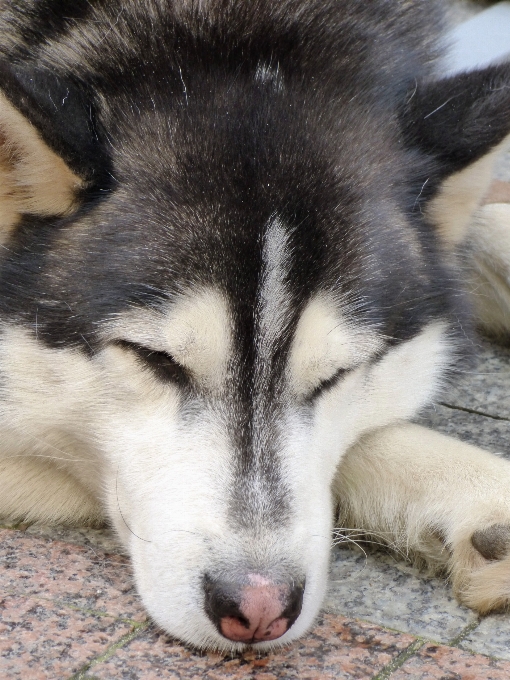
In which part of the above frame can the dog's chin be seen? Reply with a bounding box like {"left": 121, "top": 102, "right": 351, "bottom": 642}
{"left": 145, "top": 595, "right": 325, "bottom": 654}
{"left": 129, "top": 543, "right": 331, "bottom": 653}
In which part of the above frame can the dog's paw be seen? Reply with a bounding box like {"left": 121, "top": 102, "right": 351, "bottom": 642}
{"left": 450, "top": 522, "right": 510, "bottom": 614}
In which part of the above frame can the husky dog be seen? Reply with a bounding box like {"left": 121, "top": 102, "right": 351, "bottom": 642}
{"left": 1, "top": 0, "right": 510, "bottom": 651}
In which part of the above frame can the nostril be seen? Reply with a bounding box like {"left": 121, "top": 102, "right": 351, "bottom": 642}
{"left": 203, "top": 573, "right": 305, "bottom": 643}
{"left": 203, "top": 572, "right": 246, "bottom": 626}
{"left": 283, "top": 580, "right": 305, "bottom": 625}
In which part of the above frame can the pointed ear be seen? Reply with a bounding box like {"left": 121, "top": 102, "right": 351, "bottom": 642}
{"left": 0, "top": 88, "right": 83, "bottom": 229}
{"left": 400, "top": 64, "right": 510, "bottom": 247}
{"left": 0, "top": 61, "right": 109, "bottom": 235}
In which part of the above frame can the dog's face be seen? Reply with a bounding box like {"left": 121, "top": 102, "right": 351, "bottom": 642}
{"left": 0, "top": 73, "right": 458, "bottom": 649}
{"left": 96, "top": 290, "right": 451, "bottom": 650}
{"left": 0, "top": 2, "right": 509, "bottom": 649}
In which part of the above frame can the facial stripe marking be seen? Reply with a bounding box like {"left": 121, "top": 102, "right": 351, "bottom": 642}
{"left": 227, "top": 215, "right": 293, "bottom": 529}
{"left": 257, "top": 214, "right": 292, "bottom": 362}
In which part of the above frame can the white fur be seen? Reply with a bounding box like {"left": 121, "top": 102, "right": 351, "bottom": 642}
{"left": 0, "top": 304, "right": 453, "bottom": 650}
{"left": 257, "top": 214, "right": 292, "bottom": 368}
{"left": 288, "top": 294, "right": 383, "bottom": 395}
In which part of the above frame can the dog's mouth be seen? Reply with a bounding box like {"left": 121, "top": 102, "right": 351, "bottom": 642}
{"left": 203, "top": 572, "right": 305, "bottom": 644}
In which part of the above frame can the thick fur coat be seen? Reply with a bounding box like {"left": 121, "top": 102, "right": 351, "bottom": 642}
{"left": 0, "top": 0, "right": 510, "bottom": 651}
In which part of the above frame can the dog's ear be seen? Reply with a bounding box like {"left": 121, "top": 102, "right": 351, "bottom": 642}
{"left": 400, "top": 64, "right": 510, "bottom": 247}
{"left": 0, "top": 61, "right": 108, "bottom": 235}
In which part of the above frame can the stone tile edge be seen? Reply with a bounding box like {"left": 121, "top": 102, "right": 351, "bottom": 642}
{"left": 67, "top": 621, "right": 150, "bottom": 680}
{"left": 369, "top": 619, "right": 486, "bottom": 679}
{"left": 439, "top": 401, "right": 510, "bottom": 423}
{"left": 370, "top": 639, "right": 427, "bottom": 680}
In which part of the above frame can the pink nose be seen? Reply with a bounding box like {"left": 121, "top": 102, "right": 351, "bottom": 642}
{"left": 220, "top": 576, "right": 290, "bottom": 642}
{"left": 204, "top": 573, "right": 304, "bottom": 644}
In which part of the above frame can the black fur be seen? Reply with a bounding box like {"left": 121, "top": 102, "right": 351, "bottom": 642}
{"left": 1, "top": 1, "right": 510, "bottom": 527}
{"left": 400, "top": 63, "right": 510, "bottom": 188}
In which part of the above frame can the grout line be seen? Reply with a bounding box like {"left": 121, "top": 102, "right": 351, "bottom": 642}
{"left": 67, "top": 620, "right": 150, "bottom": 680}
{"left": 439, "top": 401, "right": 510, "bottom": 422}
{"left": 370, "top": 638, "right": 426, "bottom": 680}
{"left": 447, "top": 619, "right": 481, "bottom": 648}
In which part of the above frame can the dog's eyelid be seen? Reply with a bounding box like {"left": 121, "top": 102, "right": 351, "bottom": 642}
{"left": 306, "top": 366, "right": 350, "bottom": 402}
{"left": 115, "top": 340, "right": 190, "bottom": 384}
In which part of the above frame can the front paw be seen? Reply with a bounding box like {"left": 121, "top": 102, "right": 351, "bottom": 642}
{"left": 450, "top": 522, "right": 510, "bottom": 614}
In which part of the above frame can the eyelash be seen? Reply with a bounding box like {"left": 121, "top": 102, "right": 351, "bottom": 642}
{"left": 307, "top": 367, "right": 349, "bottom": 402}
{"left": 117, "top": 341, "right": 189, "bottom": 385}
{"left": 118, "top": 342, "right": 349, "bottom": 398}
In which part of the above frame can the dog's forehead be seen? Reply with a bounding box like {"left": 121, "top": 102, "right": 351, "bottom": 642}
{"left": 103, "top": 210, "right": 389, "bottom": 394}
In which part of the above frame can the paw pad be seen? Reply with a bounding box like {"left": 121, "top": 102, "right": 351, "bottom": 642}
{"left": 471, "top": 524, "right": 510, "bottom": 561}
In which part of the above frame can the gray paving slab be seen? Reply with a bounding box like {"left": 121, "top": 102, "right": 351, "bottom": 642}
{"left": 460, "top": 613, "right": 510, "bottom": 660}
{"left": 418, "top": 403, "right": 510, "bottom": 458}
{"left": 325, "top": 547, "right": 477, "bottom": 643}
{"left": 448, "top": 0, "right": 487, "bottom": 24}
{"left": 494, "top": 148, "right": 510, "bottom": 182}
{"left": 442, "top": 340, "right": 510, "bottom": 420}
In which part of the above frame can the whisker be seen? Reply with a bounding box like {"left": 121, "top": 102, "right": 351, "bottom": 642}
{"left": 333, "top": 528, "right": 409, "bottom": 560}
{"left": 336, "top": 534, "right": 369, "bottom": 571}
{"left": 334, "top": 535, "right": 408, "bottom": 561}
{"left": 14, "top": 430, "right": 84, "bottom": 460}
{"left": 116, "top": 470, "right": 152, "bottom": 543}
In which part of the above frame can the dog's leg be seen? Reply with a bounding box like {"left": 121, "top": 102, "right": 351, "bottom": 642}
{"left": 0, "top": 457, "right": 104, "bottom": 526}
{"left": 334, "top": 422, "right": 510, "bottom": 614}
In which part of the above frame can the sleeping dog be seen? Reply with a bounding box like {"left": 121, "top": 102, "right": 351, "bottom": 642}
{"left": 0, "top": 0, "right": 510, "bottom": 650}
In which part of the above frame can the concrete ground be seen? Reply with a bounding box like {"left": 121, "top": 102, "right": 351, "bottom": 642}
{"left": 2, "top": 1, "right": 510, "bottom": 678}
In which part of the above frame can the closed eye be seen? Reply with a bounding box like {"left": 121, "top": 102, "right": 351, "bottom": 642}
{"left": 307, "top": 367, "right": 350, "bottom": 403}
{"left": 116, "top": 340, "right": 189, "bottom": 385}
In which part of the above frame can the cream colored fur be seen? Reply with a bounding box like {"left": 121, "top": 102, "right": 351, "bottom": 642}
{"left": 465, "top": 202, "right": 510, "bottom": 337}
{"left": 107, "top": 288, "right": 232, "bottom": 389}
{"left": 0, "top": 90, "right": 82, "bottom": 237}
{"left": 335, "top": 423, "right": 510, "bottom": 614}
{"left": 288, "top": 294, "right": 383, "bottom": 396}
{"left": 427, "top": 133, "right": 510, "bottom": 249}
{"left": 426, "top": 132, "right": 510, "bottom": 338}
{"left": 0, "top": 456, "right": 103, "bottom": 525}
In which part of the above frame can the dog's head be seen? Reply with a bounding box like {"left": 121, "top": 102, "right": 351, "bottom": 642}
{"left": 0, "top": 3, "right": 509, "bottom": 650}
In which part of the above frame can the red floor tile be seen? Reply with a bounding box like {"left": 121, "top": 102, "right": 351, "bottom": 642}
{"left": 88, "top": 615, "right": 416, "bottom": 680}
{"left": 392, "top": 643, "right": 510, "bottom": 680}
{"left": 0, "top": 529, "right": 146, "bottom": 621}
{"left": 0, "top": 593, "right": 134, "bottom": 679}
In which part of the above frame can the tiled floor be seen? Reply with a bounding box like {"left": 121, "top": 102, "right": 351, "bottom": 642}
{"left": 2, "top": 1, "right": 510, "bottom": 678}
